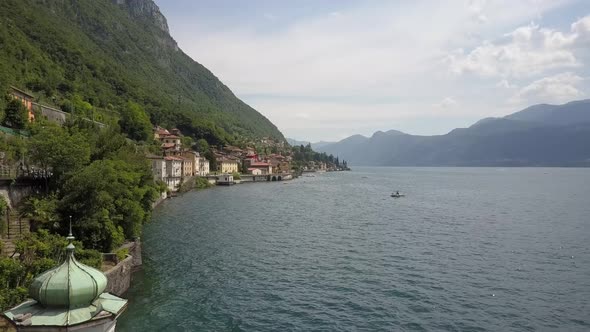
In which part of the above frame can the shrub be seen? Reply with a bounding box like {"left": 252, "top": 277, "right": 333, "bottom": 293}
{"left": 115, "top": 247, "right": 129, "bottom": 262}
{"left": 195, "top": 177, "right": 213, "bottom": 189}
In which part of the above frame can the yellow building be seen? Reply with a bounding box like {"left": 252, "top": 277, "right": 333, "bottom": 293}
{"left": 219, "top": 159, "right": 239, "bottom": 174}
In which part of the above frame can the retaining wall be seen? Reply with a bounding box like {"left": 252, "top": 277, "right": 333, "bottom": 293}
{"left": 104, "top": 240, "right": 142, "bottom": 296}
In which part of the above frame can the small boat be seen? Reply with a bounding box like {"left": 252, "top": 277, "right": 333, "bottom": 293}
{"left": 391, "top": 193, "right": 405, "bottom": 198}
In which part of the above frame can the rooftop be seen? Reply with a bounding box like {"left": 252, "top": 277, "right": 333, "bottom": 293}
{"left": 9, "top": 86, "right": 35, "bottom": 98}
{"left": 250, "top": 162, "right": 270, "bottom": 166}
{"left": 2, "top": 226, "right": 127, "bottom": 327}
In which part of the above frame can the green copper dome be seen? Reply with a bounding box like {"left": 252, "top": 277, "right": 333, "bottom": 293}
{"left": 28, "top": 233, "right": 107, "bottom": 309}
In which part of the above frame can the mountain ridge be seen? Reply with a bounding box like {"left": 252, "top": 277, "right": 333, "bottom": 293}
{"left": 314, "top": 99, "right": 590, "bottom": 166}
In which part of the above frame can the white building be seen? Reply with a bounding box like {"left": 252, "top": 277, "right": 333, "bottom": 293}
{"left": 248, "top": 168, "right": 262, "bottom": 175}
{"left": 165, "top": 156, "right": 183, "bottom": 191}
{"left": 148, "top": 155, "right": 167, "bottom": 182}
{"left": 217, "top": 174, "right": 234, "bottom": 185}
{"left": 198, "top": 157, "right": 210, "bottom": 176}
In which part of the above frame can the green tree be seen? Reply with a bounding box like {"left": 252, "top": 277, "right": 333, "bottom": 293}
{"left": 2, "top": 98, "right": 28, "bottom": 129}
{"left": 19, "top": 194, "right": 59, "bottom": 230}
{"left": 28, "top": 124, "right": 91, "bottom": 185}
{"left": 181, "top": 135, "right": 194, "bottom": 149}
{"left": 204, "top": 150, "right": 217, "bottom": 172}
{"left": 195, "top": 138, "right": 209, "bottom": 153}
{"left": 60, "top": 159, "right": 158, "bottom": 251}
{"left": 0, "top": 134, "right": 27, "bottom": 163}
{"left": 119, "top": 101, "right": 152, "bottom": 141}
{"left": 89, "top": 127, "right": 128, "bottom": 161}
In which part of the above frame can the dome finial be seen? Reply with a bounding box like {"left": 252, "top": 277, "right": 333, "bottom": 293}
{"left": 66, "top": 215, "right": 75, "bottom": 252}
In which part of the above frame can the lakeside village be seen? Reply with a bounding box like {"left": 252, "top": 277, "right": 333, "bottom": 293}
{"left": 0, "top": 86, "right": 348, "bottom": 331}
{"left": 148, "top": 125, "right": 347, "bottom": 193}
{"left": 149, "top": 126, "right": 296, "bottom": 191}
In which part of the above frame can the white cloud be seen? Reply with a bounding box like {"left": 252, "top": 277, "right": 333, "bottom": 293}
{"left": 510, "top": 72, "right": 585, "bottom": 104}
{"left": 294, "top": 112, "right": 311, "bottom": 120}
{"left": 571, "top": 15, "right": 590, "bottom": 46}
{"left": 496, "top": 79, "right": 517, "bottom": 89}
{"left": 468, "top": 0, "right": 488, "bottom": 23}
{"left": 434, "top": 97, "right": 458, "bottom": 109}
{"left": 447, "top": 17, "right": 589, "bottom": 78}
{"left": 179, "top": 1, "right": 574, "bottom": 99}
{"left": 166, "top": 0, "right": 585, "bottom": 140}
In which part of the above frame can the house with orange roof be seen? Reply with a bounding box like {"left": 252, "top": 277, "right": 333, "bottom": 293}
{"left": 9, "top": 86, "right": 35, "bottom": 122}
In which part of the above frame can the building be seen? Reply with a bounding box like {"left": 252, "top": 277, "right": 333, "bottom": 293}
{"left": 165, "top": 156, "right": 183, "bottom": 191}
{"left": 154, "top": 127, "right": 182, "bottom": 154}
{"left": 154, "top": 126, "right": 170, "bottom": 140}
{"left": 1, "top": 231, "right": 127, "bottom": 331}
{"left": 218, "top": 158, "right": 239, "bottom": 174}
{"left": 268, "top": 154, "right": 291, "bottom": 173}
{"left": 181, "top": 157, "right": 193, "bottom": 177}
{"left": 217, "top": 174, "right": 234, "bottom": 186}
{"left": 223, "top": 145, "right": 243, "bottom": 157}
{"left": 243, "top": 155, "right": 272, "bottom": 174}
{"left": 248, "top": 168, "right": 263, "bottom": 175}
{"left": 248, "top": 161, "right": 272, "bottom": 175}
{"left": 147, "top": 155, "right": 167, "bottom": 182}
{"left": 197, "top": 156, "right": 210, "bottom": 176}
{"left": 181, "top": 151, "right": 200, "bottom": 176}
{"left": 8, "top": 86, "right": 34, "bottom": 122}
{"left": 161, "top": 135, "right": 181, "bottom": 152}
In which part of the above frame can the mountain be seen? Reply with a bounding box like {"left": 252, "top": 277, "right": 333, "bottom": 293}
{"left": 315, "top": 100, "right": 590, "bottom": 166}
{"left": 310, "top": 141, "right": 335, "bottom": 150}
{"left": 286, "top": 138, "right": 338, "bottom": 151}
{"left": 286, "top": 138, "right": 311, "bottom": 146}
{"left": 505, "top": 99, "right": 590, "bottom": 125}
{"left": 0, "top": 0, "right": 283, "bottom": 144}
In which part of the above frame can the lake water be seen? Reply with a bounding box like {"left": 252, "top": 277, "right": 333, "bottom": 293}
{"left": 118, "top": 168, "right": 590, "bottom": 331}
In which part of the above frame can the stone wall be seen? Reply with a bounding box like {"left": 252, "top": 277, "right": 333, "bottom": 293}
{"left": 103, "top": 240, "right": 142, "bottom": 296}
{"left": 122, "top": 240, "right": 143, "bottom": 269}
{"left": 0, "top": 183, "right": 37, "bottom": 209}
{"left": 151, "top": 192, "right": 167, "bottom": 208}
{"left": 104, "top": 255, "right": 133, "bottom": 296}
{"left": 0, "top": 316, "right": 17, "bottom": 332}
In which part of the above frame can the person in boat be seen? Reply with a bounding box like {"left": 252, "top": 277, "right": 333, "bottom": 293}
{"left": 395, "top": 191, "right": 400, "bottom": 196}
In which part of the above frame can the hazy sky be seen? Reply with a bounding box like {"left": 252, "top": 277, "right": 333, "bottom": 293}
{"left": 155, "top": 0, "right": 590, "bottom": 142}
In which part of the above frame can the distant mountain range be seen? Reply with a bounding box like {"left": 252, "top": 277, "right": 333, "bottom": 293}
{"left": 306, "top": 100, "right": 590, "bottom": 166}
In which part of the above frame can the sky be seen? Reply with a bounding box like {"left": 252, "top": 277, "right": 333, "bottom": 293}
{"left": 154, "top": 0, "right": 590, "bottom": 142}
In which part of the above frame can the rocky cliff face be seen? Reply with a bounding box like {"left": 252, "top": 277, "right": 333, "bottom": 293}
{"left": 113, "top": 0, "right": 169, "bottom": 34}
{"left": 113, "top": 0, "right": 178, "bottom": 50}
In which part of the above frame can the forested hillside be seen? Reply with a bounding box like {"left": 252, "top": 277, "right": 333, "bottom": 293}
{"left": 0, "top": 0, "right": 283, "bottom": 144}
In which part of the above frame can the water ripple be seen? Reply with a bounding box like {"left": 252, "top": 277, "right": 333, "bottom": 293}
{"left": 119, "top": 168, "right": 590, "bottom": 331}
